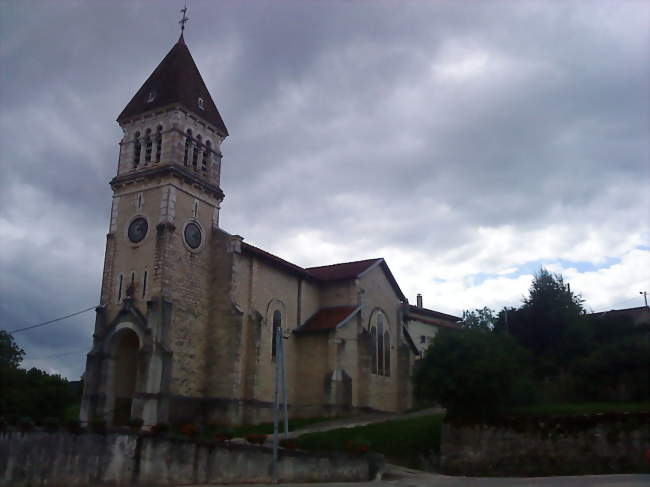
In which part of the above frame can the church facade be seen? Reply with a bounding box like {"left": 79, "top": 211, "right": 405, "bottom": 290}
{"left": 80, "top": 35, "right": 459, "bottom": 427}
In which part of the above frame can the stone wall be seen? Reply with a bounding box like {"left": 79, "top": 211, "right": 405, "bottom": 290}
{"left": 0, "top": 431, "right": 380, "bottom": 486}
{"left": 440, "top": 412, "right": 650, "bottom": 476}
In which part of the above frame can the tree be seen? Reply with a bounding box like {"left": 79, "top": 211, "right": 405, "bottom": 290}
{"left": 413, "top": 327, "right": 534, "bottom": 419}
{"left": 506, "top": 268, "right": 584, "bottom": 359}
{"left": 0, "top": 330, "right": 78, "bottom": 421}
{"left": 0, "top": 330, "right": 24, "bottom": 369}
{"left": 461, "top": 307, "right": 497, "bottom": 330}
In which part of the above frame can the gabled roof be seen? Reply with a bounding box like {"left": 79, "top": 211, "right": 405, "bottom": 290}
{"left": 406, "top": 304, "right": 461, "bottom": 323}
{"left": 241, "top": 242, "right": 311, "bottom": 278}
{"left": 294, "top": 306, "right": 360, "bottom": 334}
{"left": 306, "top": 259, "right": 380, "bottom": 281}
{"left": 117, "top": 35, "right": 228, "bottom": 136}
{"left": 586, "top": 306, "right": 650, "bottom": 323}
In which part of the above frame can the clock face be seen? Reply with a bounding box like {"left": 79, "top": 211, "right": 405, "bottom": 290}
{"left": 184, "top": 222, "right": 202, "bottom": 249}
{"left": 128, "top": 217, "right": 148, "bottom": 243}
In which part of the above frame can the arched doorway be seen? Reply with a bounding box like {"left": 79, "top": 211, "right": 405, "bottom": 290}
{"left": 111, "top": 329, "right": 140, "bottom": 425}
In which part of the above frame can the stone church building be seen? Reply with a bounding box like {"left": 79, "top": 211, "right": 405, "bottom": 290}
{"left": 80, "top": 34, "right": 459, "bottom": 427}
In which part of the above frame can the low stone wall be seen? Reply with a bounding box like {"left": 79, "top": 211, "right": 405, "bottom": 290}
{"left": 441, "top": 412, "right": 650, "bottom": 476}
{"left": 0, "top": 431, "right": 381, "bottom": 486}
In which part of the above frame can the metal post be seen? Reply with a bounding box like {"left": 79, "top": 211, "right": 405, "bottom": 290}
{"left": 280, "top": 328, "right": 289, "bottom": 439}
{"left": 272, "top": 326, "right": 281, "bottom": 484}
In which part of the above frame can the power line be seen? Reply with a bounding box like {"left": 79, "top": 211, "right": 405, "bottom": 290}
{"left": 6, "top": 306, "right": 97, "bottom": 335}
{"left": 22, "top": 348, "right": 88, "bottom": 361}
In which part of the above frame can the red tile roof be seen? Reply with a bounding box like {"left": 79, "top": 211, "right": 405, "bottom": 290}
{"left": 295, "top": 306, "right": 360, "bottom": 333}
{"left": 306, "top": 259, "right": 381, "bottom": 281}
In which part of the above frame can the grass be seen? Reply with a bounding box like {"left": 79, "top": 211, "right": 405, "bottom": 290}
{"left": 295, "top": 413, "right": 445, "bottom": 469}
{"left": 507, "top": 401, "right": 650, "bottom": 416}
{"left": 231, "top": 416, "right": 333, "bottom": 437}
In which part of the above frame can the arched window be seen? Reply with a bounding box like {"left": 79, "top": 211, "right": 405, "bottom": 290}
{"left": 192, "top": 135, "right": 201, "bottom": 170}
{"left": 370, "top": 326, "right": 377, "bottom": 374}
{"left": 271, "top": 310, "right": 282, "bottom": 360}
{"left": 202, "top": 140, "right": 211, "bottom": 174}
{"left": 183, "top": 129, "right": 192, "bottom": 167}
{"left": 133, "top": 131, "right": 141, "bottom": 168}
{"left": 370, "top": 311, "right": 390, "bottom": 376}
{"left": 377, "top": 314, "right": 384, "bottom": 376}
{"left": 144, "top": 128, "right": 152, "bottom": 164}
{"left": 384, "top": 331, "right": 390, "bottom": 377}
{"left": 155, "top": 125, "right": 162, "bottom": 163}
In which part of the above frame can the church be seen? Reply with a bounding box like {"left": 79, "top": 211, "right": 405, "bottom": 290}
{"left": 80, "top": 32, "right": 460, "bottom": 427}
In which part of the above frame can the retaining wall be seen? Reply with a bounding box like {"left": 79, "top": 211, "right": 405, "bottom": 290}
{"left": 440, "top": 412, "right": 650, "bottom": 476}
{"left": 0, "top": 431, "right": 381, "bottom": 486}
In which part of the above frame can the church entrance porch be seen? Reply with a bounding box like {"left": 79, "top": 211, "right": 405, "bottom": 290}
{"left": 110, "top": 328, "right": 140, "bottom": 425}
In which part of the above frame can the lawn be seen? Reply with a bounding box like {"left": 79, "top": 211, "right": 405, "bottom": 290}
{"left": 507, "top": 401, "right": 650, "bottom": 416}
{"left": 295, "top": 412, "right": 445, "bottom": 468}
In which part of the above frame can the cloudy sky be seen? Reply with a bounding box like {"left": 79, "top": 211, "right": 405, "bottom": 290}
{"left": 1, "top": 0, "right": 648, "bottom": 380}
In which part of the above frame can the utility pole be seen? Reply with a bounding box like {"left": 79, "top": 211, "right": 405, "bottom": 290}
{"left": 641, "top": 291, "right": 648, "bottom": 307}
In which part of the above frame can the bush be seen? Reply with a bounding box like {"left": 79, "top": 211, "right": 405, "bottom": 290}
{"left": 89, "top": 419, "right": 108, "bottom": 434}
{"left": 279, "top": 438, "right": 298, "bottom": 450}
{"left": 179, "top": 423, "right": 198, "bottom": 438}
{"left": 414, "top": 328, "right": 533, "bottom": 419}
{"left": 66, "top": 419, "right": 83, "bottom": 434}
{"left": 17, "top": 417, "right": 35, "bottom": 433}
{"left": 127, "top": 418, "right": 144, "bottom": 430}
{"left": 43, "top": 417, "right": 60, "bottom": 433}
{"left": 151, "top": 422, "right": 170, "bottom": 436}
{"left": 245, "top": 433, "right": 267, "bottom": 445}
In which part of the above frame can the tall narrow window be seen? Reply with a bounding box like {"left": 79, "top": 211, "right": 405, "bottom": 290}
{"left": 183, "top": 129, "right": 192, "bottom": 167}
{"left": 133, "top": 132, "right": 141, "bottom": 168}
{"left": 271, "top": 310, "right": 282, "bottom": 360}
{"left": 155, "top": 125, "right": 162, "bottom": 163}
{"left": 202, "top": 140, "right": 211, "bottom": 174}
{"left": 192, "top": 135, "right": 201, "bottom": 170}
{"left": 384, "top": 331, "right": 390, "bottom": 377}
{"left": 144, "top": 128, "right": 152, "bottom": 164}
{"left": 117, "top": 274, "right": 124, "bottom": 302}
{"left": 137, "top": 192, "right": 143, "bottom": 211}
{"left": 377, "top": 315, "right": 384, "bottom": 376}
{"left": 370, "top": 326, "right": 377, "bottom": 374}
{"left": 192, "top": 200, "right": 199, "bottom": 218}
{"left": 142, "top": 270, "right": 148, "bottom": 298}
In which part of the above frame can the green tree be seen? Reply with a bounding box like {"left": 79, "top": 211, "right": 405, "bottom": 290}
{"left": 413, "top": 327, "right": 534, "bottom": 419}
{"left": 0, "top": 330, "right": 24, "bottom": 369}
{"left": 505, "top": 268, "right": 584, "bottom": 359}
{"left": 461, "top": 307, "right": 496, "bottom": 330}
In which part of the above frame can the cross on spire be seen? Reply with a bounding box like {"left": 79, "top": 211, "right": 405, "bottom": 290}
{"left": 179, "top": 2, "right": 189, "bottom": 36}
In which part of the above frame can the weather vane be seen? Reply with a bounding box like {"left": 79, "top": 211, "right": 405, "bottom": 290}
{"left": 179, "top": 1, "right": 189, "bottom": 35}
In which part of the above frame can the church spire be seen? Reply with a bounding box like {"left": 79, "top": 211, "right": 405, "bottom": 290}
{"left": 178, "top": 2, "right": 189, "bottom": 41}
{"left": 116, "top": 34, "right": 228, "bottom": 136}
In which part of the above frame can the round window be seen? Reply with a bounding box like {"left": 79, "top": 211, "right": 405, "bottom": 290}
{"left": 184, "top": 221, "right": 202, "bottom": 249}
{"left": 127, "top": 217, "right": 148, "bottom": 243}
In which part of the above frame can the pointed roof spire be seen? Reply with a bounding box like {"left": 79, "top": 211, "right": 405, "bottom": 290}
{"left": 117, "top": 36, "right": 228, "bottom": 136}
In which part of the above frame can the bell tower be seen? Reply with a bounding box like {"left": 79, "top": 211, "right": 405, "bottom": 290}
{"left": 81, "top": 32, "right": 229, "bottom": 426}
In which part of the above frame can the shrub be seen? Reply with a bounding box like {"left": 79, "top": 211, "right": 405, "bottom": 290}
{"left": 279, "top": 438, "right": 298, "bottom": 450}
{"left": 43, "top": 417, "right": 60, "bottom": 433}
{"left": 66, "top": 419, "right": 83, "bottom": 434}
{"left": 245, "top": 433, "right": 267, "bottom": 445}
{"left": 127, "top": 418, "right": 144, "bottom": 431}
{"left": 89, "top": 419, "right": 108, "bottom": 434}
{"left": 17, "top": 417, "right": 35, "bottom": 433}
{"left": 414, "top": 328, "right": 533, "bottom": 419}
{"left": 0, "top": 417, "right": 7, "bottom": 433}
{"left": 151, "top": 422, "right": 170, "bottom": 436}
{"left": 345, "top": 437, "right": 370, "bottom": 453}
{"left": 179, "top": 423, "right": 198, "bottom": 438}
